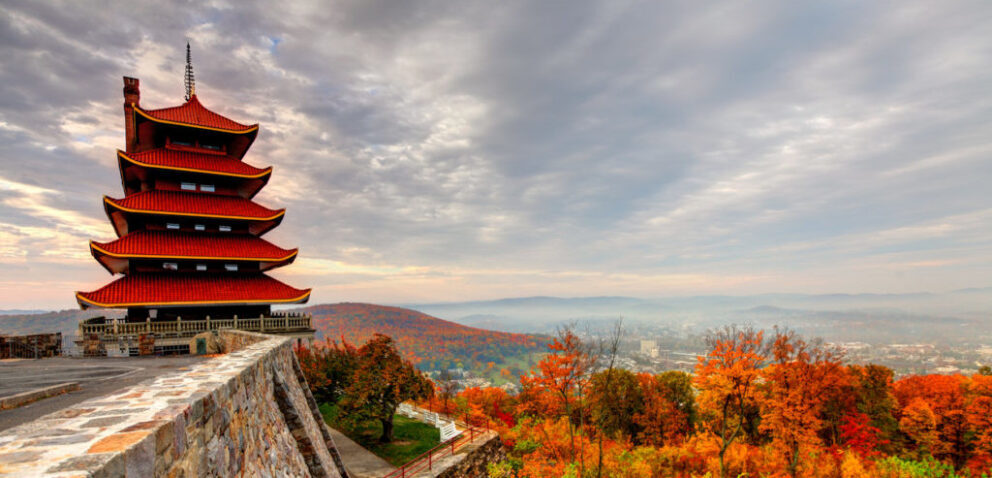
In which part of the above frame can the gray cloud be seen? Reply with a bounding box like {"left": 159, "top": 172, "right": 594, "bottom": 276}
{"left": 1, "top": 0, "right": 991, "bottom": 308}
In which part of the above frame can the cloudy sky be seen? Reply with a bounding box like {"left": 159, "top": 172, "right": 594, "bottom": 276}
{"left": 1, "top": 1, "right": 991, "bottom": 309}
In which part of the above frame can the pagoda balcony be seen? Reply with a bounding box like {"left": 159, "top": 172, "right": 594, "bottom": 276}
{"left": 76, "top": 312, "right": 315, "bottom": 353}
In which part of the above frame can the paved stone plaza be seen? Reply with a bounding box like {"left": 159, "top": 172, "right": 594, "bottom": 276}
{"left": 0, "top": 356, "right": 208, "bottom": 433}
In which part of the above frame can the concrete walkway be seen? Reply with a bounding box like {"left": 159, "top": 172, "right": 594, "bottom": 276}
{"left": 327, "top": 426, "right": 396, "bottom": 478}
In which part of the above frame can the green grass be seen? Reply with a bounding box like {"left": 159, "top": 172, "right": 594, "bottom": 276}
{"left": 319, "top": 402, "right": 440, "bottom": 466}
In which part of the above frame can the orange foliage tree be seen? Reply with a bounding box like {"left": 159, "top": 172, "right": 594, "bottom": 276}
{"left": 893, "top": 374, "right": 969, "bottom": 466}
{"left": 758, "top": 328, "right": 845, "bottom": 477}
{"left": 520, "top": 327, "right": 595, "bottom": 468}
{"left": 965, "top": 373, "right": 992, "bottom": 469}
{"left": 694, "top": 325, "right": 769, "bottom": 478}
{"left": 899, "top": 398, "right": 939, "bottom": 458}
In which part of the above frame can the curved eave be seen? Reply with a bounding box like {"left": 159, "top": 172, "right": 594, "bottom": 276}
{"left": 89, "top": 241, "right": 298, "bottom": 274}
{"left": 132, "top": 103, "right": 259, "bottom": 135}
{"left": 103, "top": 196, "right": 284, "bottom": 221}
{"left": 116, "top": 151, "right": 272, "bottom": 198}
{"left": 103, "top": 196, "right": 286, "bottom": 237}
{"left": 117, "top": 150, "right": 273, "bottom": 179}
{"left": 76, "top": 289, "right": 311, "bottom": 310}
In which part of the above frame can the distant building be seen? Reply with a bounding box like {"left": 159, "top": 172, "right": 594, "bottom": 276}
{"left": 640, "top": 340, "right": 657, "bottom": 356}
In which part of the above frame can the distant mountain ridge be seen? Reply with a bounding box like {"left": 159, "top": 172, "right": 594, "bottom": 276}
{"left": 406, "top": 289, "right": 992, "bottom": 341}
{"left": 0, "top": 309, "right": 48, "bottom": 316}
{"left": 0, "top": 309, "right": 120, "bottom": 336}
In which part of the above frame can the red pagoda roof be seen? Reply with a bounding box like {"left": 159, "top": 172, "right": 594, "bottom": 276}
{"left": 133, "top": 95, "right": 258, "bottom": 134}
{"left": 105, "top": 190, "right": 284, "bottom": 221}
{"left": 76, "top": 273, "right": 310, "bottom": 309}
{"left": 119, "top": 149, "right": 271, "bottom": 178}
{"left": 90, "top": 230, "right": 297, "bottom": 273}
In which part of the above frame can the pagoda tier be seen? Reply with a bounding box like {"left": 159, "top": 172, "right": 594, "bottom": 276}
{"left": 117, "top": 149, "right": 272, "bottom": 198}
{"left": 76, "top": 274, "right": 310, "bottom": 309}
{"left": 104, "top": 190, "right": 284, "bottom": 237}
{"left": 136, "top": 96, "right": 258, "bottom": 133}
{"left": 129, "top": 95, "right": 258, "bottom": 159}
{"left": 90, "top": 230, "right": 298, "bottom": 274}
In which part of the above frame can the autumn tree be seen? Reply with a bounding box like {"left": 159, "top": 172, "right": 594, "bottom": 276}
{"left": 458, "top": 386, "right": 512, "bottom": 427}
{"left": 339, "top": 334, "right": 434, "bottom": 442}
{"left": 839, "top": 412, "right": 885, "bottom": 459}
{"left": 848, "top": 364, "right": 900, "bottom": 452}
{"left": 893, "top": 374, "right": 970, "bottom": 467}
{"left": 635, "top": 371, "right": 696, "bottom": 446}
{"left": 759, "top": 328, "right": 845, "bottom": 477}
{"left": 294, "top": 337, "right": 358, "bottom": 403}
{"left": 589, "top": 369, "right": 643, "bottom": 439}
{"left": 521, "top": 325, "right": 596, "bottom": 469}
{"left": 965, "top": 373, "right": 992, "bottom": 469}
{"left": 900, "top": 398, "right": 939, "bottom": 458}
{"left": 694, "top": 325, "right": 769, "bottom": 478}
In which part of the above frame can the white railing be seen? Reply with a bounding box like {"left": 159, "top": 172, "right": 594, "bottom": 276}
{"left": 78, "top": 313, "right": 313, "bottom": 341}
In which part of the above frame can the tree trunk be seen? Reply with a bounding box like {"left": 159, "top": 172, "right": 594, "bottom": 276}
{"left": 380, "top": 417, "right": 394, "bottom": 443}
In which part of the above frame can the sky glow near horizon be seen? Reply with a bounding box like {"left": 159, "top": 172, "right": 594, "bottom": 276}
{"left": 1, "top": 0, "right": 991, "bottom": 309}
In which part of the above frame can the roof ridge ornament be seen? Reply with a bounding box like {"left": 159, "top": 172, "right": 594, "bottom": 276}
{"left": 184, "top": 41, "right": 195, "bottom": 101}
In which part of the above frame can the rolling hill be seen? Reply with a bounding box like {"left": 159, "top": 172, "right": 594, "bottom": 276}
{"left": 292, "top": 303, "right": 547, "bottom": 379}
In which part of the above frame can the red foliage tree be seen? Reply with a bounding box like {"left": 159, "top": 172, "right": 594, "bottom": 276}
{"left": 839, "top": 412, "right": 886, "bottom": 458}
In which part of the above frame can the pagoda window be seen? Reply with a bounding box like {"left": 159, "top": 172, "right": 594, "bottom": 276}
{"left": 163, "top": 262, "right": 178, "bottom": 271}
{"left": 166, "top": 223, "right": 180, "bottom": 230}
{"left": 219, "top": 225, "right": 232, "bottom": 232}
{"left": 181, "top": 182, "right": 196, "bottom": 191}
{"left": 201, "top": 143, "right": 223, "bottom": 152}
{"left": 200, "top": 184, "right": 215, "bottom": 193}
{"left": 194, "top": 224, "right": 206, "bottom": 231}
{"left": 196, "top": 264, "right": 207, "bottom": 271}
{"left": 171, "top": 139, "right": 194, "bottom": 147}
{"left": 224, "top": 264, "right": 238, "bottom": 272}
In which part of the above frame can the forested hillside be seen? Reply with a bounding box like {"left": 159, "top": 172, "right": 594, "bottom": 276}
{"left": 296, "top": 303, "right": 546, "bottom": 379}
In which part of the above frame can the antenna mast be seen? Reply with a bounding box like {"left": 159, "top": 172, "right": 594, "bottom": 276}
{"left": 184, "top": 42, "right": 195, "bottom": 101}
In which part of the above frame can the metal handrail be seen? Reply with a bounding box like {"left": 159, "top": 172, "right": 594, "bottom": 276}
{"left": 382, "top": 410, "right": 490, "bottom": 478}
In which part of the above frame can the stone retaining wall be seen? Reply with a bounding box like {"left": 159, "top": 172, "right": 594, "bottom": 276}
{"left": 434, "top": 433, "right": 506, "bottom": 478}
{"left": 0, "top": 330, "right": 347, "bottom": 477}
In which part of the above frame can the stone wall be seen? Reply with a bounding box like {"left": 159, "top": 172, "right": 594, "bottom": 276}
{"left": 436, "top": 433, "right": 506, "bottom": 478}
{"left": 0, "top": 332, "right": 62, "bottom": 359}
{"left": 0, "top": 330, "right": 348, "bottom": 477}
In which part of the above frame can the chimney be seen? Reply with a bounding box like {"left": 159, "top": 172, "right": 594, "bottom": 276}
{"left": 123, "top": 77, "right": 140, "bottom": 153}
{"left": 123, "top": 76, "right": 140, "bottom": 105}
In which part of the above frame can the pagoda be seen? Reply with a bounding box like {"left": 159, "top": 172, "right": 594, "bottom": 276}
{"left": 76, "top": 46, "right": 311, "bottom": 350}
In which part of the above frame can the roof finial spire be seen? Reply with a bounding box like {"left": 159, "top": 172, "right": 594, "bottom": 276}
{"left": 184, "top": 41, "right": 195, "bottom": 101}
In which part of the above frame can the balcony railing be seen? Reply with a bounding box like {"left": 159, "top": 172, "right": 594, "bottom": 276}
{"left": 78, "top": 312, "right": 313, "bottom": 341}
